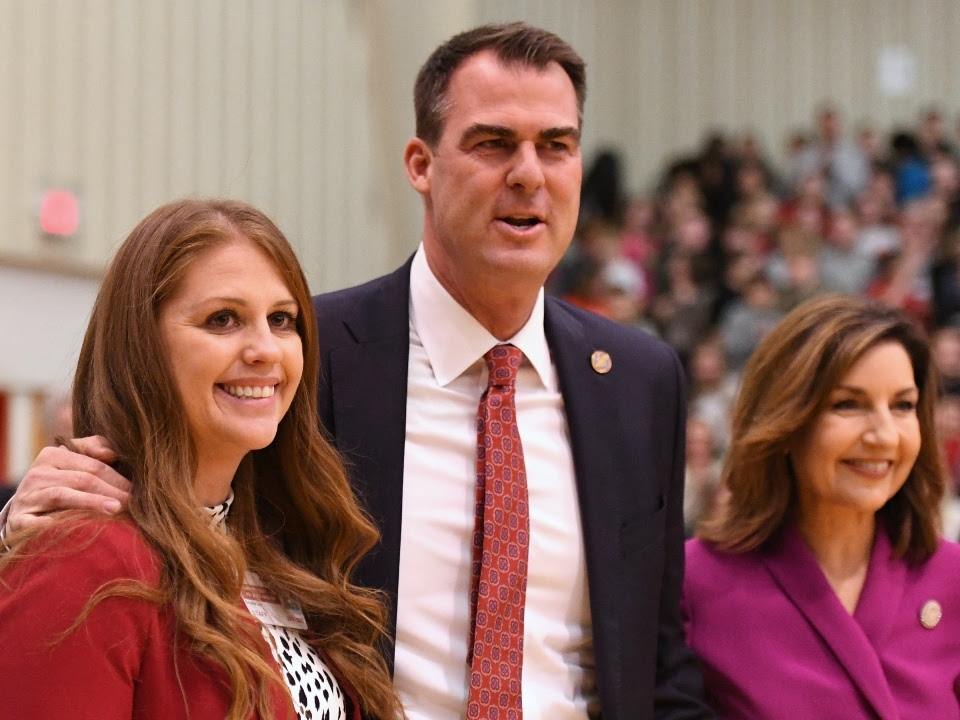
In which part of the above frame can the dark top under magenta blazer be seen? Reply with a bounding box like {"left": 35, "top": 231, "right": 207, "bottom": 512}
{"left": 683, "top": 528, "right": 960, "bottom": 720}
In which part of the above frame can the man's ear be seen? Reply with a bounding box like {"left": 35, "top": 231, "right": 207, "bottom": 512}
{"left": 404, "top": 137, "right": 433, "bottom": 195}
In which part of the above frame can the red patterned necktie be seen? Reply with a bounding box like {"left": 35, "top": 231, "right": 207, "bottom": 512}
{"left": 467, "top": 344, "right": 529, "bottom": 720}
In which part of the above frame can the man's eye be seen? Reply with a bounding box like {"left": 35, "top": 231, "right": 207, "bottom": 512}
{"left": 477, "top": 138, "right": 507, "bottom": 149}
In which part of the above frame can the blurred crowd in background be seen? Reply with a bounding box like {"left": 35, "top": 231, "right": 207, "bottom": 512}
{"left": 550, "top": 105, "right": 960, "bottom": 538}
{"left": 7, "top": 105, "right": 960, "bottom": 538}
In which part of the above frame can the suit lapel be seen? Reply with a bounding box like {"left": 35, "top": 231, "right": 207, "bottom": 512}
{"left": 853, "top": 530, "right": 907, "bottom": 647}
{"left": 544, "top": 298, "right": 627, "bottom": 718}
{"left": 325, "top": 263, "right": 412, "bottom": 664}
{"left": 762, "top": 529, "right": 901, "bottom": 720}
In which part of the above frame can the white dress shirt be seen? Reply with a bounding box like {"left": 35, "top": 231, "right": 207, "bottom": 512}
{"left": 393, "top": 247, "right": 595, "bottom": 720}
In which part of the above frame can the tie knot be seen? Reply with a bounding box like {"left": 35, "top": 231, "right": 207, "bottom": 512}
{"left": 484, "top": 344, "right": 523, "bottom": 387}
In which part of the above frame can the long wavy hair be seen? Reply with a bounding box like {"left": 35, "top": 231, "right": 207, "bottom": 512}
{"left": 1, "top": 198, "right": 402, "bottom": 720}
{"left": 700, "top": 293, "right": 944, "bottom": 564}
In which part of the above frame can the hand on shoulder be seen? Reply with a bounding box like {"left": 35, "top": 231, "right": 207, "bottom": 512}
{"left": 4, "top": 436, "right": 132, "bottom": 535}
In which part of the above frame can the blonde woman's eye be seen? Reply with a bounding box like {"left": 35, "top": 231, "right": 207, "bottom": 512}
{"left": 206, "top": 310, "right": 238, "bottom": 330}
{"left": 269, "top": 311, "right": 297, "bottom": 329}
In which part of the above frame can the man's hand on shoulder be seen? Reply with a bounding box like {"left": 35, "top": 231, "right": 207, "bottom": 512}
{"left": 6, "top": 436, "right": 132, "bottom": 534}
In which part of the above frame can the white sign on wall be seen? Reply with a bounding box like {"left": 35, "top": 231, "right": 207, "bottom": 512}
{"left": 877, "top": 46, "right": 916, "bottom": 98}
{"left": 0, "top": 266, "right": 99, "bottom": 477}
{"left": 0, "top": 266, "right": 98, "bottom": 390}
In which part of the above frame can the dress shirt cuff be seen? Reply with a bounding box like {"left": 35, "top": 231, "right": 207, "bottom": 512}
{"left": 0, "top": 500, "right": 11, "bottom": 551}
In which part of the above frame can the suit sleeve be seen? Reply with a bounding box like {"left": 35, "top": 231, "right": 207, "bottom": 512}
{"left": 0, "top": 522, "right": 161, "bottom": 720}
{"left": 654, "top": 351, "right": 714, "bottom": 719}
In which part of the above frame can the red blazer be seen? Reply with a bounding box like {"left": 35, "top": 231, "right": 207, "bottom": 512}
{"left": 683, "top": 528, "right": 960, "bottom": 720}
{"left": 0, "top": 518, "right": 299, "bottom": 720}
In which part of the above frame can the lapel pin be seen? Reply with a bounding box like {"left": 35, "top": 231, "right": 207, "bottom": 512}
{"left": 920, "top": 599, "right": 942, "bottom": 629}
{"left": 591, "top": 350, "right": 612, "bottom": 374}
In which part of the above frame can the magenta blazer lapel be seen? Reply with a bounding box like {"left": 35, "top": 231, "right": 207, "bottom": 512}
{"left": 853, "top": 530, "right": 908, "bottom": 651}
{"left": 762, "top": 529, "right": 901, "bottom": 720}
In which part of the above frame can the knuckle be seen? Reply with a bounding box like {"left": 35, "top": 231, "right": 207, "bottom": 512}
{"left": 34, "top": 445, "right": 61, "bottom": 465}
{"left": 18, "top": 468, "right": 51, "bottom": 492}
{"left": 35, "top": 446, "right": 53, "bottom": 462}
{"left": 72, "top": 471, "right": 97, "bottom": 492}
{"left": 49, "top": 485, "right": 81, "bottom": 508}
{"left": 51, "top": 444, "right": 74, "bottom": 461}
{"left": 80, "top": 456, "right": 102, "bottom": 475}
{"left": 47, "top": 486, "right": 67, "bottom": 505}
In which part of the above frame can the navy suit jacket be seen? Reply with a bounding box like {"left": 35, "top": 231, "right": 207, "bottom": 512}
{"left": 313, "top": 260, "right": 710, "bottom": 720}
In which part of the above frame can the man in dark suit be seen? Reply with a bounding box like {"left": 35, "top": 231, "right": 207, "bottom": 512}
{"left": 5, "top": 22, "right": 710, "bottom": 720}
{"left": 309, "top": 23, "right": 708, "bottom": 720}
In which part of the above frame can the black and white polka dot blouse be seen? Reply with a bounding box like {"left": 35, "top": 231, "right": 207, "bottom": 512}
{"left": 204, "top": 492, "right": 345, "bottom": 720}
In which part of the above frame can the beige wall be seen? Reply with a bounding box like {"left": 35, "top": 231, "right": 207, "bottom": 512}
{"left": 0, "top": 0, "right": 392, "bottom": 292}
{"left": 3, "top": 0, "right": 959, "bottom": 290}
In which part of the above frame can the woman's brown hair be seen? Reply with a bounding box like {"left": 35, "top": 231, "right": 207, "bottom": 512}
{"left": 1, "top": 198, "right": 401, "bottom": 720}
{"left": 700, "top": 293, "right": 944, "bottom": 563}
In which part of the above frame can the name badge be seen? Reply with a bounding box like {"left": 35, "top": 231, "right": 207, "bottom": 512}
{"left": 241, "top": 572, "right": 308, "bottom": 630}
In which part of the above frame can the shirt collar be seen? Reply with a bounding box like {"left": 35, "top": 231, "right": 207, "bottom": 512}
{"left": 409, "top": 245, "right": 553, "bottom": 388}
{"left": 202, "top": 489, "right": 234, "bottom": 534}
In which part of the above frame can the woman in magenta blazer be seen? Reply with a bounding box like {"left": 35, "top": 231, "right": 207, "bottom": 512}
{"left": 683, "top": 294, "right": 960, "bottom": 719}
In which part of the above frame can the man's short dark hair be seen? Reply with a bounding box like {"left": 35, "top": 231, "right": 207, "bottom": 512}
{"left": 414, "top": 22, "right": 587, "bottom": 147}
